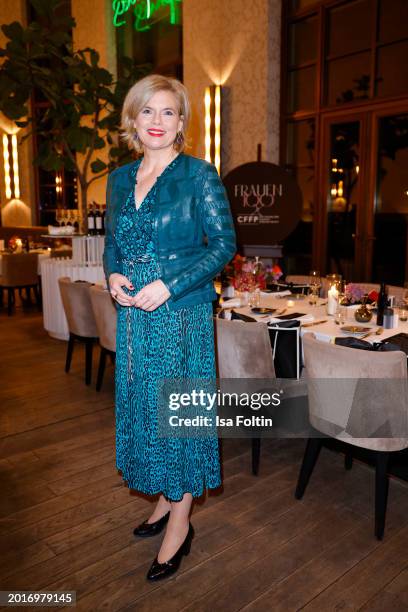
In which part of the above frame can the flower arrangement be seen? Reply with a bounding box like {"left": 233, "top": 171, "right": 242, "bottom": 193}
{"left": 224, "top": 255, "right": 283, "bottom": 291}
{"left": 341, "top": 283, "right": 378, "bottom": 305}
{"left": 265, "top": 264, "right": 284, "bottom": 284}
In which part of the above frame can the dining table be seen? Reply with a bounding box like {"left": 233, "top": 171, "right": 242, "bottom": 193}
{"left": 222, "top": 292, "right": 408, "bottom": 345}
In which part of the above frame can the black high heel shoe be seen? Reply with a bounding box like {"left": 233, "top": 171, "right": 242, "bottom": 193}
{"left": 146, "top": 523, "right": 194, "bottom": 581}
{"left": 133, "top": 511, "right": 170, "bottom": 538}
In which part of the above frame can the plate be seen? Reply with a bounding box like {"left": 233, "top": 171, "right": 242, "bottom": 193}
{"left": 340, "top": 325, "right": 371, "bottom": 334}
{"left": 251, "top": 307, "right": 276, "bottom": 314}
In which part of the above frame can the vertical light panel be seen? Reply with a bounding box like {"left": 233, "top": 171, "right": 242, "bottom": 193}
{"left": 214, "top": 85, "right": 221, "bottom": 175}
{"left": 204, "top": 85, "right": 222, "bottom": 174}
{"left": 11, "top": 134, "right": 20, "bottom": 199}
{"left": 2, "top": 134, "right": 12, "bottom": 200}
{"left": 204, "top": 87, "right": 212, "bottom": 164}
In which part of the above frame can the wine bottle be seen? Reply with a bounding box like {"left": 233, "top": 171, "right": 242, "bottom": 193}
{"left": 376, "top": 282, "right": 388, "bottom": 326}
{"left": 101, "top": 204, "right": 106, "bottom": 235}
{"left": 95, "top": 204, "right": 102, "bottom": 235}
{"left": 87, "top": 203, "right": 95, "bottom": 236}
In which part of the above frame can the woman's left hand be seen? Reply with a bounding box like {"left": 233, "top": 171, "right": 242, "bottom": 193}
{"left": 132, "top": 279, "right": 171, "bottom": 311}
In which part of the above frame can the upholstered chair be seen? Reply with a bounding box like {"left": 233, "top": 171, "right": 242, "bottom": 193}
{"left": 58, "top": 277, "right": 99, "bottom": 385}
{"left": 215, "top": 318, "right": 276, "bottom": 475}
{"left": 89, "top": 284, "right": 117, "bottom": 391}
{"left": 388, "top": 284, "right": 406, "bottom": 304}
{"left": 0, "top": 253, "right": 40, "bottom": 315}
{"left": 296, "top": 332, "right": 408, "bottom": 539}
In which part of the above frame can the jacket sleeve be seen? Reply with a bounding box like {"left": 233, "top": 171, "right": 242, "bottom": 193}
{"left": 163, "top": 163, "right": 236, "bottom": 301}
{"left": 102, "top": 172, "right": 121, "bottom": 285}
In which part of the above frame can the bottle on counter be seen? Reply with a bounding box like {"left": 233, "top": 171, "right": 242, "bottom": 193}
{"left": 95, "top": 204, "right": 103, "bottom": 235}
{"left": 101, "top": 204, "right": 106, "bottom": 235}
{"left": 87, "top": 202, "right": 96, "bottom": 236}
{"left": 376, "top": 282, "right": 388, "bottom": 326}
{"left": 73, "top": 211, "right": 79, "bottom": 233}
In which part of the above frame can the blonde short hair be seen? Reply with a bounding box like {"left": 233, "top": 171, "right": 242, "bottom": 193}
{"left": 121, "top": 74, "right": 190, "bottom": 154}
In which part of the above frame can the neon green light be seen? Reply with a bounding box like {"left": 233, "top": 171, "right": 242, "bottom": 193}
{"left": 112, "top": 0, "right": 182, "bottom": 31}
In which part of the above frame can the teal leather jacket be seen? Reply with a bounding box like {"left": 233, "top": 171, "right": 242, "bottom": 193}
{"left": 103, "top": 153, "right": 236, "bottom": 310}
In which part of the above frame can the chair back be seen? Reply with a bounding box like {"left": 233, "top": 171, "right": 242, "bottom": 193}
{"left": 215, "top": 318, "right": 275, "bottom": 378}
{"left": 89, "top": 284, "right": 117, "bottom": 352}
{"left": 1, "top": 253, "right": 38, "bottom": 286}
{"left": 303, "top": 333, "right": 408, "bottom": 451}
{"left": 285, "top": 275, "right": 310, "bottom": 285}
{"left": 58, "top": 276, "right": 98, "bottom": 338}
{"left": 388, "top": 284, "right": 406, "bottom": 304}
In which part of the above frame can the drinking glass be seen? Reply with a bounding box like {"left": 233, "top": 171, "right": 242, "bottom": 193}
{"left": 309, "top": 270, "right": 321, "bottom": 297}
{"left": 249, "top": 288, "right": 261, "bottom": 308}
{"left": 397, "top": 302, "right": 408, "bottom": 322}
{"left": 308, "top": 285, "right": 319, "bottom": 306}
{"left": 334, "top": 305, "right": 347, "bottom": 325}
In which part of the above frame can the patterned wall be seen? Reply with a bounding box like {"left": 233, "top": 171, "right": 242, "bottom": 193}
{"left": 183, "top": 0, "right": 281, "bottom": 175}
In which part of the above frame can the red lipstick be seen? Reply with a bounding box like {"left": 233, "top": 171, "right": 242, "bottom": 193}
{"left": 147, "top": 129, "right": 165, "bottom": 137}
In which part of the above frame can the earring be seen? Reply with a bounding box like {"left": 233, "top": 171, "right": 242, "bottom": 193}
{"left": 175, "top": 131, "right": 183, "bottom": 145}
{"left": 133, "top": 131, "right": 141, "bottom": 143}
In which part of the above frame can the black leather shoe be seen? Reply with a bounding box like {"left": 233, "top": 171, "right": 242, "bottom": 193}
{"left": 133, "top": 511, "right": 170, "bottom": 538}
{"left": 146, "top": 523, "right": 194, "bottom": 581}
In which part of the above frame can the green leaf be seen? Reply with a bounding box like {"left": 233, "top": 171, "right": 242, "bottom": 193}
{"left": 94, "top": 136, "right": 106, "bottom": 150}
{"left": 2, "top": 21, "right": 24, "bottom": 42}
{"left": 91, "top": 158, "right": 107, "bottom": 173}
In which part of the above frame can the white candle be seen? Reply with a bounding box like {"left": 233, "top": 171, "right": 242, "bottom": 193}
{"left": 327, "top": 285, "right": 338, "bottom": 315}
{"left": 287, "top": 299, "right": 295, "bottom": 308}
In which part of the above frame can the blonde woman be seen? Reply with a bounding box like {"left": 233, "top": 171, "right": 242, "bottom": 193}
{"left": 103, "top": 74, "right": 236, "bottom": 580}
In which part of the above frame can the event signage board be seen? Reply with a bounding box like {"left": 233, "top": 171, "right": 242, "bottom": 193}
{"left": 112, "top": 0, "right": 182, "bottom": 31}
{"left": 223, "top": 162, "right": 302, "bottom": 246}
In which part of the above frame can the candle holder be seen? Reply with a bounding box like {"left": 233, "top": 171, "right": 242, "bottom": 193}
{"left": 327, "top": 284, "right": 339, "bottom": 315}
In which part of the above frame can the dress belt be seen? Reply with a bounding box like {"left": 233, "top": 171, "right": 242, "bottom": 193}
{"left": 122, "top": 255, "right": 154, "bottom": 264}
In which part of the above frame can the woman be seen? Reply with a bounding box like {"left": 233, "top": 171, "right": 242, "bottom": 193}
{"left": 103, "top": 74, "right": 236, "bottom": 581}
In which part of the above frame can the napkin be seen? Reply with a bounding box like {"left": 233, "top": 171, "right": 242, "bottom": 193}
{"left": 220, "top": 298, "right": 242, "bottom": 308}
{"left": 260, "top": 290, "right": 292, "bottom": 297}
{"left": 266, "top": 313, "right": 315, "bottom": 324}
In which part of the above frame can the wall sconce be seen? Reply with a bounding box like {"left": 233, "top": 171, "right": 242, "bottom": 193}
{"left": 55, "top": 171, "right": 63, "bottom": 202}
{"left": 204, "top": 85, "right": 221, "bottom": 174}
{"left": 2, "top": 132, "right": 20, "bottom": 200}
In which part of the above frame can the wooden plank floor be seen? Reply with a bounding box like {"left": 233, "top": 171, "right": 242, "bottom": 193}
{"left": 1, "top": 306, "right": 408, "bottom": 611}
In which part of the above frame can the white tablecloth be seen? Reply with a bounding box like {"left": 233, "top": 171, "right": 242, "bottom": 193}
{"left": 40, "top": 258, "right": 105, "bottom": 340}
{"left": 226, "top": 294, "right": 408, "bottom": 344}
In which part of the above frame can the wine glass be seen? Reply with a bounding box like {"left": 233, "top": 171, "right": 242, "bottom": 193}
{"left": 309, "top": 270, "right": 321, "bottom": 293}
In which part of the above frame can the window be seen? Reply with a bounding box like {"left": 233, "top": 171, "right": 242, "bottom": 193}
{"left": 27, "top": 0, "right": 77, "bottom": 226}
{"left": 281, "top": 0, "right": 408, "bottom": 276}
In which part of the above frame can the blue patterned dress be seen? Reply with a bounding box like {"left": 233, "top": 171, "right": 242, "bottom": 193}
{"left": 113, "top": 158, "right": 221, "bottom": 501}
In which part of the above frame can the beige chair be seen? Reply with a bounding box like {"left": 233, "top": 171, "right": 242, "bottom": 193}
{"left": 0, "top": 252, "right": 40, "bottom": 315}
{"left": 58, "top": 277, "right": 99, "bottom": 385}
{"left": 215, "top": 318, "right": 276, "bottom": 475}
{"left": 89, "top": 284, "right": 117, "bottom": 391}
{"left": 388, "top": 284, "right": 406, "bottom": 304}
{"left": 342, "top": 283, "right": 404, "bottom": 305}
{"left": 285, "top": 275, "right": 311, "bottom": 285}
{"left": 285, "top": 275, "right": 310, "bottom": 295}
{"left": 296, "top": 333, "right": 408, "bottom": 539}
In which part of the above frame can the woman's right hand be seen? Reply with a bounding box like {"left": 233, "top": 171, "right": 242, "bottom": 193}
{"left": 108, "top": 273, "right": 135, "bottom": 306}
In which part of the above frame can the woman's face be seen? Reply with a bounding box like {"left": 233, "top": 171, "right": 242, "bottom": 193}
{"left": 134, "top": 89, "right": 183, "bottom": 152}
